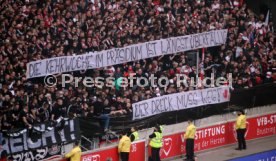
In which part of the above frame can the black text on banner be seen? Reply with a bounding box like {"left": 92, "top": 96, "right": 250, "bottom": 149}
{"left": 132, "top": 86, "right": 230, "bottom": 120}
{"left": 26, "top": 29, "right": 228, "bottom": 78}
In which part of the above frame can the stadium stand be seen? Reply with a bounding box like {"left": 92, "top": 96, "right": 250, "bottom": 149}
{"left": 0, "top": 0, "right": 275, "bottom": 157}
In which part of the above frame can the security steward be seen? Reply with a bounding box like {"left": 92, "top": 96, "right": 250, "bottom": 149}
{"left": 184, "top": 120, "right": 196, "bottom": 161}
{"left": 235, "top": 110, "right": 247, "bottom": 150}
{"left": 64, "top": 141, "right": 81, "bottom": 161}
{"left": 149, "top": 125, "right": 163, "bottom": 161}
{"left": 130, "top": 126, "right": 139, "bottom": 142}
{"left": 118, "top": 130, "right": 131, "bottom": 161}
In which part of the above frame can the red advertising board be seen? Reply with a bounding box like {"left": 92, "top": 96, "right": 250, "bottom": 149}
{"left": 150, "top": 123, "right": 231, "bottom": 159}
{"left": 147, "top": 123, "right": 232, "bottom": 159}
{"left": 60, "top": 113, "right": 276, "bottom": 161}
{"left": 149, "top": 113, "right": 276, "bottom": 160}
{"left": 80, "top": 140, "right": 145, "bottom": 161}
{"left": 147, "top": 133, "right": 184, "bottom": 159}
{"left": 194, "top": 123, "right": 232, "bottom": 152}
{"left": 232, "top": 113, "right": 276, "bottom": 140}
{"left": 129, "top": 140, "right": 146, "bottom": 161}
{"left": 81, "top": 146, "right": 119, "bottom": 161}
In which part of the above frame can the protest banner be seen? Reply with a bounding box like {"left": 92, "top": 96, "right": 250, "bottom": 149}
{"left": 1, "top": 119, "right": 80, "bottom": 155}
{"left": 132, "top": 86, "right": 230, "bottom": 120}
{"left": 27, "top": 29, "right": 228, "bottom": 78}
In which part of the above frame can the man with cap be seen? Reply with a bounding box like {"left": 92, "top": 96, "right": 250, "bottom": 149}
{"left": 130, "top": 127, "right": 139, "bottom": 142}
{"left": 235, "top": 110, "right": 247, "bottom": 150}
{"left": 184, "top": 120, "right": 196, "bottom": 161}
{"left": 118, "top": 130, "right": 131, "bottom": 161}
{"left": 149, "top": 125, "right": 163, "bottom": 161}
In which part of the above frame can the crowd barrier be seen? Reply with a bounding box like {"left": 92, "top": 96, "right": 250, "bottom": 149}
{"left": 60, "top": 112, "right": 276, "bottom": 161}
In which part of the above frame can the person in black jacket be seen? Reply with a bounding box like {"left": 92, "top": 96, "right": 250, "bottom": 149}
{"left": 92, "top": 97, "right": 110, "bottom": 132}
{"left": 51, "top": 98, "right": 66, "bottom": 121}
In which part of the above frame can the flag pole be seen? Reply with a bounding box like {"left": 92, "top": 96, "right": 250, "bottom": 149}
{"left": 200, "top": 48, "right": 205, "bottom": 85}
{"left": 196, "top": 50, "right": 199, "bottom": 87}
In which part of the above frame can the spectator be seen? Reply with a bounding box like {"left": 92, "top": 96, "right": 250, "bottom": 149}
{"left": 92, "top": 97, "right": 110, "bottom": 132}
{"left": 264, "top": 71, "right": 274, "bottom": 84}
{"left": 18, "top": 105, "right": 32, "bottom": 129}
{"left": 51, "top": 98, "right": 66, "bottom": 121}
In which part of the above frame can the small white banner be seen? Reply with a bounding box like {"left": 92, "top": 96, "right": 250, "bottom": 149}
{"left": 132, "top": 86, "right": 230, "bottom": 120}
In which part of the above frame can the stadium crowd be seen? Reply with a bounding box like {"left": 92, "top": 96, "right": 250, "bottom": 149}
{"left": 0, "top": 0, "right": 276, "bottom": 132}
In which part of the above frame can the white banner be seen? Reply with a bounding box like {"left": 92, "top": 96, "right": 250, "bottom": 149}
{"left": 26, "top": 29, "right": 228, "bottom": 78}
{"left": 132, "top": 86, "right": 230, "bottom": 120}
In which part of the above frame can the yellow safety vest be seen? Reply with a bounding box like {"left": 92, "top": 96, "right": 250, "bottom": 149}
{"left": 150, "top": 132, "right": 163, "bottom": 148}
{"left": 132, "top": 131, "right": 139, "bottom": 141}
